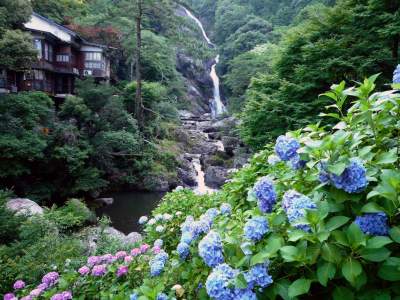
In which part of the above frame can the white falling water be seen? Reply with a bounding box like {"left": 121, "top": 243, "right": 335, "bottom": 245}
{"left": 182, "top": 7, "right": 226, "bottom": 118}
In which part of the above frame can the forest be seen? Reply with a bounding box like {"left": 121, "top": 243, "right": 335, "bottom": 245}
{"left": 0, "top": 0, "right": 400, "bottom": 299}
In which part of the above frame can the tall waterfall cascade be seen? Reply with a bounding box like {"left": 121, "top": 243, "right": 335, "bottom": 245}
{"left": 182, "top": 7, "right": 226, "bottom": 118}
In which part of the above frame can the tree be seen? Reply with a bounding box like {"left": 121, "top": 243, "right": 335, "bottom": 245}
{"left": 135, "top": 0, "right": 143, "bottom": 127}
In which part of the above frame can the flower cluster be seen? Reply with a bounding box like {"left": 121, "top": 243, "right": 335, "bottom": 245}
{"left": 198, "top": 230, "right": 224, "bottom": 267}
{"left": 319, "top": 159, "right": 368, "bottom": 193}
{"left": 156, "top": 293, "right": 168, "bottom": 300}
{"left": 267, "top": 154, "right": 281, "bottom": 165}
{"left": 42, "top": 272, "right": 59, "bottom": 287}
{"left": 253, "top": 177, "right": 277, "bottom": 213}
{"left": 91, "top": 264, "right": 107, "bottom": 277}
{"left": 355, "top": 212, "right": 389, "bottom": 236}
{"left": 275, "top": 135, "right": 300, "bottom": 161}
{"left": 394, "top": 64, "right": 400, "bottom": 83}
{"left": 149, "top": 251, "right": 169, "bottom": 276}
{"left": 282, "top": 190, "right": 316, "bottom": 232}
{"left": 50, "top": 291, "right": 73, "bottom": 300}
{"left": 244, "top": 263, "right": 273, "bottom": 289}
{"left": 13, "top": 280, "right": 25, "bottom": 290}
{"left": 177, "top": 242, "right": 190, "bottom": 260}
{"left": 220, "top": 203, "right": 232, "bottom": 215}
{"left": 140, "top": 213, "right": 173, "bottom": 227}
{"left": 244, "top": 217, "right": 269, "bottom": 241}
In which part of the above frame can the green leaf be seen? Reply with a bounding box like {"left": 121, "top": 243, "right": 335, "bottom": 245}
{"left": 389, "top": 226, "right": 400, "bottom": 243}
{"left": 361, "top": 202, "right": 385, "bottom": 213}
{"left": 366, "top": 236, "right": 393, "bottom": 249}
{"left": 342, "top": 258, "right": 362, "bottom": 285}
{"left": 375, "top": 150, "right": 397, "bottom": 165}
{"left": 235, "top": 274, "right": 248, "bottom": 289}
{"left": 360, "top": 247, "right": 391, "bottom": 262}
{"left": 280, "top": 246, "right": 299, "bottom": 262}
{"left": 288, "top": 230, "right": 307, "bottom": 242}
{"left": 333, "top": 287, "right": 354, "bottom": 300}
{"left": 321, "top": 243, "right": 342, "bottom": 263}
{"left": 328, "top": 162, "right": 346, "bottom": 176}
{"left": 317, "top": 262, "right": 336, "bottom": 286}
{"left": 325, "top": 216, "right": 350, "bottom": 231}
{"left": 346, "top": 223, "right": 366, "bottom": 248}
{"left": 378, "top": 257, "right": 400, "bottom": 281}
{"left": 288, "top": 278, "right": 311, "bottom": 298}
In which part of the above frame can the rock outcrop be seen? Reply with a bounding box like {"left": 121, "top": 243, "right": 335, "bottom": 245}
{"left": 6, "top": 198, "right": 44, "bottom": 216}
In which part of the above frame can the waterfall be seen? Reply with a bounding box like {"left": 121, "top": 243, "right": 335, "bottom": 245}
{"left": 182, "top": 7, "right": 226, "bottom": 118}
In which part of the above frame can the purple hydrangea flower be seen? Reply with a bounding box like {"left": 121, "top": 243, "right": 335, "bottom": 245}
{"left": 355, "top": 212, "right": 389, "bottom": 236}
{"left": 244, "top": 263, "right": 273, "bottom": 289}
{"left": 275, "top": 136, "right": 300, "bottom": 161}
{"left": 244, "top": 217, "right": 269, "bottom": 241}
{"left": 116, "top": 265, "right": 129, "bottom": 277}
{"left": 50, "top": 291, "right": 72, "bottom": 300}
{"left": 393, "top": 65, "right": 400, "bottom": 83}
{"left": 282, "top": 190, "right": 316, "bottom": 232}
{"left": 319, "top": 159, "right": 368, "bottom": 193}
{"left": 42, "top": 272, "right": 59, "bottom": 287}
{"left": 206, "top": 264, "right": 239, "bottom": 299}
{"left": 87, "top": 256, "right": 101, "bottom": 266}
{"left": 220, "top": 203, "right": 232, "bottom": 215}
{"left": 13, "top": 280, "right": 25, "bottom": 290}
{"left": 30, "top": 288, "right": 43, "bottom": 297}
{"left": 3, "top": 293, "right": 17, "bottom": 300}
{"left": 78, "top": 266, "right": 90, "bottom": 276}
{"left": 91, "top": 264, "right": 107, "bottom": 276}
{"left": 101, "top": 254, "right": 116, "bottom": 264}
{"left": 156, "top": 293, "right": 168, "bottom": 300}
{"left": 37, "top": 283, "right": 48, "bottom": 290}
{"left": 21, "top": 296, "right": 33, "bottom": 300}
{"left": 177, "top": 242, "right": 190, "bottom": 260}
{"left": 115, "top": 251, "right": 127, "bottom": 260}
{"left": 253, "top": 177, "right": 277, "bottom": 213}
{"left": 198, "top": 230, "right": 224, "bottom": 267}
{"left": 289, "top": 154, "right": 306, "bottom": 170}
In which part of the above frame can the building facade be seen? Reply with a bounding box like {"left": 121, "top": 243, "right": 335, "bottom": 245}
{"left": 0, "top": 13, "right": 111, "bottom": 98}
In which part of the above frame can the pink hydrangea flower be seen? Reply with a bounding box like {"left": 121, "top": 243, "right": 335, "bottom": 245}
{"left": 50, "top": 291, "right": 72, "bottom": 300}
{"left": 37, "top": 283, "right": 48, "bottom": 290}
{"left": 87, "top": 256, "right": 101, "bottom": 266}
{"left": 115, "top": 251, "right": 127, "bottom": 259}
{"left": 140, "top": 244, "right": 150, "bottom": 253}
{"left": 78, "top": 266, "right": 90, "bottom": 276}
{"left": 21, "top": 296, "right": 33, "bottom": 300}
{"left": 124, "top": 255, "right": 133, "bottom": 264}
{"left": 101, "top": 254, "right": 116, "bottom": 264}
{"left": 91, "top": 264, "right": 107, "bottom": 276}
{"left": 30, "top": 288, "right": 43, "bottom": 297}
{"left": 3, "top": 293, "right": 17, "bottom": 300}
{"left": 41, "top": 272, "right": 59, "bottom": 287}
{"left": 131, "top": 248, "right": 141, "bottom": 256}
{"left": 152, "top": 246, "right": 161, "bottom": 254}
{"left": 116, "top": 265, "right": 129, "bottom": 277}
{"left": 13, "top": 279, "right": 25, "bottom": 290}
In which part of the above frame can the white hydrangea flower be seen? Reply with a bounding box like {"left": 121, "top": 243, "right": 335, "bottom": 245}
{"left": 148, "top": 218, "right": 156, "bottom": 225}
{"left": 155, "top": 225, "right": 165, "bottom": 233}
{"left": 138, "top": 216, "right": 148, "bottom": 225}
{"left": 155, "top": 214, "right": 163, "bottom": 221}
{"left": 163, "top": 213, "right": 173, "bottom": 221}
{"left": 268, "top": 154, "right": 281, "bottom": 166}
{"left": 175, "top": 211, "right": 183, "bottom": 216}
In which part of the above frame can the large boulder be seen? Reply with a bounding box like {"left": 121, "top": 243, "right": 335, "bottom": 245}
{"left": 222, "top": 136, "right": 241, "bottom": 156}
{"left": 94, "top": 198, "right": 114, "bottom": 206}
{"left": 204, "top": 166, "right": 228, "bottom": 189}
{"left": 6, "top": 198, "right": 44, "bottom": 216}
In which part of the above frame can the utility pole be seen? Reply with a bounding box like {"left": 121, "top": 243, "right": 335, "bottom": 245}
{"left": 135, "top": 0, "right": 143, "bottom": 127}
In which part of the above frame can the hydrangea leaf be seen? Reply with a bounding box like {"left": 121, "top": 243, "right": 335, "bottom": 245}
{"left": 333, "top": 287, "right": 354, "bottom": 300}
{"left": 375, "top": 150, "right": 397, "bottom": 165}
{"left": 389, "top": 227, "right": 400, "bottom": 243}
{"left": 346, "top": 223, "right": 366, "bottom": 248}
{"left": 327, "top": 162, "right": 347, "bottom": 176}
{"left": 280, "top": 246, "right": 299, "bottom": 262}
{"left": 366, "top": 236, "right": 393, "bottom": 249}
{"left": 378, "top": 257, "right": 400, "bottom": 281}
{"left": 325, "top": 216, "right": 350, "bottom": 231}
{"left": 361, "top": 202, "right": 385, "bottom": 213}
{"left": 342, "top": 258, "right": 362, "bottom": 285}
{"left": 288, "top": 278, "right": 311, "bottom": 298}
{"left": 360, "top": 247, "right": 391, "bottom": 262}
{"left": 317, "top": 262, "right": 336, "bottom": 286}
{"left": 321, "top": 243, "right": 342, "bottom": 264}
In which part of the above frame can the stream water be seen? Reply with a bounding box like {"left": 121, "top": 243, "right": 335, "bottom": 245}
{"left": 97, "top": 8, "right": 226, "bottom": 234}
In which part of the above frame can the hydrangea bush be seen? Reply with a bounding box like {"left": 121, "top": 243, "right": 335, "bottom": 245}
{"left": 3, "top": 75, "right": 400, "bottom": 299}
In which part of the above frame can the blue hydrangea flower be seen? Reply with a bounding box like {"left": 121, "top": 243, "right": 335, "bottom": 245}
{"left": 244, "top": 263, "right": 273, "bottom": 289}
{"left": 154, "top": 239, "right": 163, "bottom": 248}
{"left": 198, "top": 230, "right": 224, "bottom": 267}
{"left": 220, "top": 203, "right": 232, "bottom": 215}
{"left": 232, "top": 289, "right": 257, "bottom": 300}
{"left": 267, "top": 154, "right": 281, "bottom": 165}
{"left": 149, "top": 251, "right": 169, "bottom": 276}
{"left": 355, "top": 212, "right": 389, "bottom": 236}
{"left": 318, "top": 159, "right": 368, "bottom": 193}
{"left": 244, "top": 217, "right": 269, "bottom": 241}
{"left": 181, "top": 231, "right": 195, "bottom": 244}
{"left": 181, "top": 216, "right": 195, "bottom": 232}
{"left": 393, "top": 65, "right": 400, "bottom": 83}
{"left": 206, "top": 264, "right": 239, "bottom": 300}
{"left": 330, "top": 159, "right": 368, "bottom": 193}
{"left": 282, "top": 190, "right": 316, "bottom": 232}
{"left": 177, "top": 242, "right": 190, "bottom": 260}
{"left": 253, "top": 177, "right": 277, "bottom": 213}
{"left": 156, "top": 293, "right": 168, "bottom": 300}
{"left": 275, "top": 135, "right": 300, "bottom": 161}
{"left": 206, "top": 208, "right": 220, "bottom": 219}
{"left": 130, "top": 293, "right": 138, "bottom": 300}
{"left": 289, "top": 154, "right": 306, "bottom": 170}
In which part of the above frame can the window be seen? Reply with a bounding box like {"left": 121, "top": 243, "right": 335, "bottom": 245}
{"left": 49, "top": 44, "right": 53, "bottom": 62}
{"left": 85, "top": 52, "right": 102, "bottom": 61}
{"left": 33, "top": 70, "right": 45, "bottom": 80}
{"left": 56, "top": 54, "right": 70, "bottom": 63}
{"left": 34, "top": 39, "right": 42, "bottom": 59}
{"left": 0, "top": 69, "right": 6, "bottom": 88}
{"left": 84, "top": 62, "right": 103, "bottom": 69}
{"left": 44, "top": 43, "right": 53, "bottom": 62}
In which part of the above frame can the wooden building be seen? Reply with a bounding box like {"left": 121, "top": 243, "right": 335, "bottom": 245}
{"left": 0, "top": 13, "right": 111, "bottom": 99}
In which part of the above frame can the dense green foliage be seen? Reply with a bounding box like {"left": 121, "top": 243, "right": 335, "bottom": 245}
{"left": 4, "top": 77, "right": 399, "bottom": 299}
